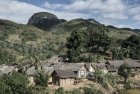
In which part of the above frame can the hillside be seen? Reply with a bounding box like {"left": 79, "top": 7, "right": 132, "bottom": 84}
{"left": 0, "top": 12, "right": 140, "bottom": 64}
{"left": 27, "top": 12, "right": 138, "bottom": 41}
{"left": 0, "top": 19, "right": 69, "bottom": 64}
{"left": 50, "top": 18, "right": 101, "bottom": 32}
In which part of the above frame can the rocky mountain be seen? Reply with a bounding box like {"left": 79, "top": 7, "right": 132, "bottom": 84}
{"left": 87, "top": 18, "right": 101, "bottom": 24}
{"left": 28, "top": 12, "right": 139, "bottom": 37}
{"left": 28, "top": 12, "right": 66, "bottom": 31}
{"left": 28, "top": 12, "right": 102, "bottom": 32}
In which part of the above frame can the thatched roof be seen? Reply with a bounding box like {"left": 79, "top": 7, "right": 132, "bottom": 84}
{"left": 92, "top": 63, "right": 107, "bottom": 70}
{"left": 0, "top": 64, "right": 15, "bottom": 75}
{"left": 25, "top": 66, "right": 36, "bottom": 76}
{"left": 43, "top": 66, "right": 54, "bottom": 75}
{"left": 53, "top": 70, "right": 77, "bottom": 78}
{"left": 106, "top": 65, "right": 117, "bottom": 72}
{"left": 59, "top": 63, "right": 86, "bottom": 71}
{"left": 125, "top": 59, "right": 140, "bottom": 68}
{"left": 106, "top": 60, "right": 124, "bottom": 68}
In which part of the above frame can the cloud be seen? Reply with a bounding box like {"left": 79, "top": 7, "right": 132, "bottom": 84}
{"left": 44, "top": 0, "right": 127, "bottom": 20}
{"left": 0, "top": 0, "right": 140, "bottom": 28}
{"left": 100, "top": 0, "right": 125, "bottom": 13}
{"left": 0, "top": 0, "right": 46, "bottom": 24}
{"left": 134, "top": 15, "right": 140, "bottom": 21}
{"left": 60, "top": 0, "right": 125, "bottom": 13}
{"left": 63, "top": 0, "right": 102, "bottom": 11}
{"left": 128, "top": 6, "right": 140, "bottom": 15}
{"left": 103, "top": 13, "right": 128, "bottom": 20}
{"left": 43, "top": 0, "right": 140, "bottom": 28}
{"left": 43, "top": 2, "right": 65, "bottom": 10}
{"left": 43, "top": 2, "right": 91, "bottom": 20}
{"left": 0, "top": 0, "right": 90, "bottom": 24}
{"left": 43, "top": 0, "right": 129, "bottom": 28}
{"left": 115, "top": 24, "right": 134, "bottom": 29}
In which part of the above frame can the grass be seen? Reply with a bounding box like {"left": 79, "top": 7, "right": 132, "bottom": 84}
{"left": 118, "top": 89, "right": 140, "bottom": 94}
{"left": 0, "top": 20, "right": 69, "bottom": 64}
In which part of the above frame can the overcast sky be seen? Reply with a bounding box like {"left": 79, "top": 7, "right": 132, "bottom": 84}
{"left": 0, "top": 0, "right": 140, "bottom": 29}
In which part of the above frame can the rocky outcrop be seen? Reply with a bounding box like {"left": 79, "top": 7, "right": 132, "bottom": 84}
{"left": 28, "top": 12, "right": 66, "bottom": 31}
{"left": 87, "top": 19, "right": 100, "bottom": 25}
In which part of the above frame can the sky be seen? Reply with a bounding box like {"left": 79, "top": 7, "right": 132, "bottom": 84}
{"left": 0, "top": 0, "right": 140, "bottom": 29}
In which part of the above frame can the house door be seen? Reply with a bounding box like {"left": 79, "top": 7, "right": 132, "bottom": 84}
{"left": 55, "top": 77, "right": 60, "bottom": 86}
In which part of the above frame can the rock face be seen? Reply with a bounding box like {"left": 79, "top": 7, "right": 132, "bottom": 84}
{"left": 87, "top": 19, "right": 100, "bottom": 24}
{"left": 28, "top": 12, "right": 66, "bottom": 31}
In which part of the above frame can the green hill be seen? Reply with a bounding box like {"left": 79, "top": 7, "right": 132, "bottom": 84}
{"left": 0, "top": 19, "right": 69, "bottom": 64}
{"left": 50, "top": 18, "right": 101, "bottom": 32}
{"left": 0, "top": 12, "right": 140, "bottom": 64}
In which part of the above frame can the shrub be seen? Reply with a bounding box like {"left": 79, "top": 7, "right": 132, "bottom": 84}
{"left": 0, "top": 77, "right": 12, "bottom": 94}
{"left": 55, "top": 87, "right": 64, "bottom": 94}
{"left": 71, "top": 89, "right": 82, "bottom": 94}
{"left": 31, "top": 86, "right": 49, "bottom": 94}
{"left": 118, "top": 64, "right": 131, "bottom": 83}
{"left": 20, "top": 31, "right": 37, "bottom": 42}
{"left": 0, "top": 49, "right": 16, "bottom": 64}
{"left": 2, "top": 72, "right": 29, "bottom": 94}
{"left": 66, "top": 27, "right": 112, "bottom": 62}
{"left": 124, "top": 80, "right": 132, "bottom": 89}
{"left": 35, "top": 71, "right": 49, "bottom": 87}
{"left": 83, "top": 87, "right": 103, "bottom": 94}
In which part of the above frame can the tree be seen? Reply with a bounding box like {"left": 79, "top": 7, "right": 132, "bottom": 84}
{"left": 2, "top": 72, "right": 30, "bottom": 94}
{"left": 122, "top": 35, "right": 140, "bottom": 59}
{"left": 118, "top": 63, "right": 131, "bottom": 83}
{"left": 30, "top": 54, "right": 49, "bottom": 87}
{"left": 66, "top": 26, "right": 112, "bottom": 62}
{"left": 35, "top": 71, "right": 49, "bottom": 87}
{"left": 55, "top": 87, "right": 64, "bottom": 94}
{"left": 0, "top": 77, "right": 12, "bottom": 94}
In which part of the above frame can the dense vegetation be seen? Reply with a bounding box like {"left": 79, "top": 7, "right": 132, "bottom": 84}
{"left": 121, "top": 35, "right": 140, "bottom": 59}
{"left": 0, "top": 72, "right": 29, "bottom": 94}
{"left": 0, "top": 11, "right": 140, "bottom": 93}
{"left": 66, "top": 24, "right": 140, "bottom": 62}
{"left": 0, "top": 71, "right": 50, "bottom": 94}
{"left": 0, "top": 19, "right": 68, "bottom": 65}
{"left": 66, "top": 25, "right": 112, "bottom": 62}
{"left": 118, "top": 64, "right": 131, "bottom": 83}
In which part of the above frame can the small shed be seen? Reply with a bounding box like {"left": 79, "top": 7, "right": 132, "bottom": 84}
{"left": 52, "top": 70, "right": 77, "bottom": 86}
{"left": 59, "top": 63, "right": 88, "bottom": 78}
{"left": 25, "top": 66, "right": 36, "bottom": 86}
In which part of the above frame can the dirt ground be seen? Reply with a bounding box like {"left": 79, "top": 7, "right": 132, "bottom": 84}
{"left": 48, "top": 79, "right": 111, "bottom": 94}
{"left": 49, "top": 79, "right": 91, "bottom": 90}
